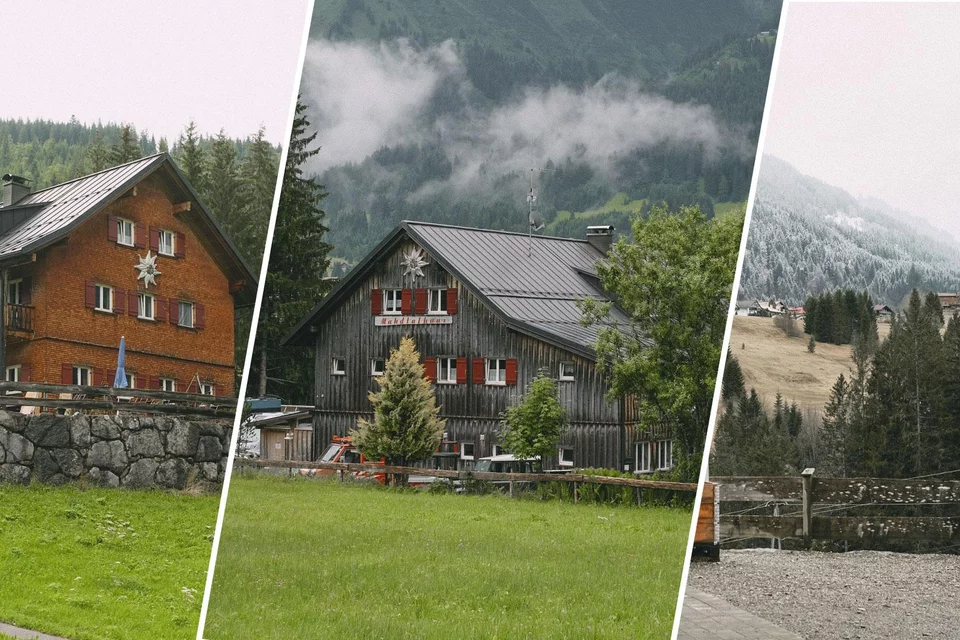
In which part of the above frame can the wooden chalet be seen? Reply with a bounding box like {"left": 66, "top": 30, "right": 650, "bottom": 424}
{"left": 0, "top": 155, "right": 256, "bottom": 396}
{"left": 284, "top": 222, "right": 673, "bottom": 473}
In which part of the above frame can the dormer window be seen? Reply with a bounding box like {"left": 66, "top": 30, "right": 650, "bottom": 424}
{"left": 117, "top": 218, "right": 135, "bottom": 246}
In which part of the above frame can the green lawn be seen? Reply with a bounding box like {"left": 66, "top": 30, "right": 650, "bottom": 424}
{"left": 0, "top": 485, "right": 219, "bottom": 640}
{"left": 204, "top": 476, "right": 691, "bottom": 639}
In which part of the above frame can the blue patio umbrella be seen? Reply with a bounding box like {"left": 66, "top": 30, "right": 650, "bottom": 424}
{"left": 114, "top": 336, "right": 128, "bottom": 388}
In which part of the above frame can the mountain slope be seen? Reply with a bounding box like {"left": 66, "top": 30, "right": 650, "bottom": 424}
{"left": 740, "top": 156, "right": 960, "bottom": 304}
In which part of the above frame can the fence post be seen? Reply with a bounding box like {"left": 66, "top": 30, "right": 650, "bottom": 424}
{"left": 801, "top": 467, "right": 815, "bottom": 548}
{"left": 573, "top": 480, "right": 579, "bottom": 504}
{"left": 509, "top": 479, "right": 514, "bottom": 498}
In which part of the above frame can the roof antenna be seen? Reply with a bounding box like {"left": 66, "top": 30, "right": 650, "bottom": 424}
{"left": 527, "top": 168, "right": 547, "bottom": 257}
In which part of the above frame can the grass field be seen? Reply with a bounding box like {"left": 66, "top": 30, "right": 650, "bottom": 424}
{"left": 0, "top": 485, "right": 219, "bottom": 640}
{"left": 204, "top": 475, "right": 692, "bottom": 639}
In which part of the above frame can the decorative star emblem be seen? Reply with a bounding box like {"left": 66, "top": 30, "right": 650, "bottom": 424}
{"left": 402, "top": 247, "right": 429, "bottom": 278}
{"left": 135, "top": 250, "right": 162, "bottom": 288}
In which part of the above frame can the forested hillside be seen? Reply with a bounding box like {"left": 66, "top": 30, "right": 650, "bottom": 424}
{"left": 740, "top": 156, "right": 960, "bottom": 305}
{"left": 304, "top": 0, "right": 781, "bottom": 266}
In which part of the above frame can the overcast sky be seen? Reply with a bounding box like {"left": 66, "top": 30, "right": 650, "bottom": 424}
{"left": 765, "top": 1, "right": 960, "bottom": 239}
{"left": 0, "top": 0, "right": 309, "bottom": 145}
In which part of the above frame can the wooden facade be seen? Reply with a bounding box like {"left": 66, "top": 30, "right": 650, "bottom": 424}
{"left": 289, "top": 223, "right": 674, "bottom": 472}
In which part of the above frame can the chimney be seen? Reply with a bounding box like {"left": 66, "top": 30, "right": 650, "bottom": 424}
{"left": 586, "top": 225, "right": 614, "bottom": 254}
{"left": 1, "top": 174, "right": 31, "bottom": 207}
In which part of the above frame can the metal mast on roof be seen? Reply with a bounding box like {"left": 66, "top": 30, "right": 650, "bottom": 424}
{"left": 527, "top": 168, "right": 547, "bottom": 257}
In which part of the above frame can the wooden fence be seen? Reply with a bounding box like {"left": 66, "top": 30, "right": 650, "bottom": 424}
{"left": 714, "top": 468, "right": 960, "bottom": 545}
{"left": 235, "top": 458, "right": 698, "bottom": 500}
{"left": 0, "top": 381, "right": 238, "bottom": 418}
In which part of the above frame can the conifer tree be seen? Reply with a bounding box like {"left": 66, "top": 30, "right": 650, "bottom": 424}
{"left": 175, "top": 120, "right": 207, "bottom": 192}
{"left": 500, "top": 372, "right": 568, "bottom": 469}
{"left": 158, "top": 137, "right": 169, "bottom": 154}
{"left": 821, "top": 374, "right": 851, "bottom": 476}
{"left": 110, "top": 124, "right": 141, "bottom": 166}
{"left": 206, "top": 130, "right": 241, "bottom": 234}
{"left": 351, "top": 337, "right": 446, "bottom": 484}
{"left": 237, "top": 126, "right": 277, "bottom": 268}
{"left": 722, "top": 352, "right": 745, "bottom": 402}
{"left": 86, "top": 130, "right": 109, "bottom": 172}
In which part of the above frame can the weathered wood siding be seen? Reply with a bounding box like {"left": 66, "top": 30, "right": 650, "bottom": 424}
{"left": 311, "top": 239, "right": 660, "bottom": 469}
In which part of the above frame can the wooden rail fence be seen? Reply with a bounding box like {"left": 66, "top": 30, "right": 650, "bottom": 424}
{"left": 0, "top": 381, "right": 238, "bottom": 418}
{"left": 235, "top": 458, "right": 698, "bottom": 499}
{"left": 714, "top": 468, "right": 960, "bottom": 545}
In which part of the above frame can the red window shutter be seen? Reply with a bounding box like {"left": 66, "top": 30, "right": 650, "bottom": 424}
{"left": 93, "top": 368, "right": 104, "bottom": 387}
{"left": 371, "top": 289, "right": 382, "bottom": 315}
{"left": 447, "top": 289, "right": 458, "bottom": 315}
{"left": 108, "top": 215, "right": 118, "bottom": 242}
{"left": 401, "top": 289, "right": 412, "bottom": 315}
{"left": 156, "top": 296, "right": 167, "bottom": 322}
{"left": 175, "top": 232, "right": 186, "bottom": 258}
{"left": 195, "top": 303, "right": 206, "bottom": 329}
{"left": 150, "top": 376, "right": 160, "bottom": 390}
{"left": 107, "top": 370, "right": 116, "bottom": 387}
{"left": 84, "top": 281, "right": 96, "bottom": 308}
{"left": 61, "top": 363, "right": 73, "bottom": 385}
{"left": 135, "top": 222, "right": 146, "bottom": 249}
{"left": 20, "top": 364, "right": 30, "bottom": 382}
{"left": 506, "top": 359, "right": 518, "bottom": 386}
{"left": 114, "top": 287, "right": 126, "bottom": 315}
{"left": 169, "top": 298, "right": 179, "bottom": 325}
{"left": 423, "top": 357, "right": 436, "bottom": 382}
{"left": 128, "top": 290, "right": 138, "bottom": 317}
{"left": 21, "top": 276, "right": 31, "bottom": 305}
{"left": 414, "top": 288, "right": 427, "bottom": 315}
{"left": 149, "top": 226, "right": 159, "bottom": 252}
{"left": 456, "top": 358, "right": 467, "bottom": 384}
{"left": 472, "top": 358, "right": 485, "bottom": 385}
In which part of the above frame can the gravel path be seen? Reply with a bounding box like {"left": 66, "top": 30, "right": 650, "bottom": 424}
{"left": 688, "top": 549, "right": 960, "bottom": 639}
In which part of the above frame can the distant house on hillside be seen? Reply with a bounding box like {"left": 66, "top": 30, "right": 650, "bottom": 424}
{"left": 788, "top": 306, "right": 805, "bottom": 320}
{"left": 755, "top": 299, "right": 788, "bottom": 317}
{"left": 873, "top": 304, "right": 895, "bottom": 322}
{"left": 735, "top": 299, "right": 760, "bottom": 316}
{"left": 939, "top": 293, "right": 960, "bottom": 313}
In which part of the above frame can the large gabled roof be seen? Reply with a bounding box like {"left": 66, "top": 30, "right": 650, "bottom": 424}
{"left": 0, "top": 154, "right": 258, "bottom": 304}
{"left": 283, "top": 221, "right": 634, "bottom": 359}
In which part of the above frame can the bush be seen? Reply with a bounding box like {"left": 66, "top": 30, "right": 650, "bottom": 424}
{"left": 774, "top": 313, "right": 801, "bottom": 337}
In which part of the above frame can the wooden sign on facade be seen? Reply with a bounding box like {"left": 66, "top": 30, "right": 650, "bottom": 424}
{"left": 374, "top": 315, "right": 454, "bottom": 326}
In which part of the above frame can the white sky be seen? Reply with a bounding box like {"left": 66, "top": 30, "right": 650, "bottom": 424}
{"left": 765, "top": 1, "right": 960, "bottom": 239}
{"left": 0, "top": 0, "right": 310, "bottom": 144}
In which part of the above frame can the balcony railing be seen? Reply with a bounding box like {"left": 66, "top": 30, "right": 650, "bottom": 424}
{"left": 6, "top": 304, "right": 34, "bottom": 333}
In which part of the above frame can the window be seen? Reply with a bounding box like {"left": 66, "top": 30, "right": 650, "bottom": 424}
{"left": 178, "top": 301, "right": 194, "bottom": 328}
{"left": 559, "top": 447, "right": 574, "bottom": 467}
{"left": 636, "top": 442, "right": 652, "bottom": 473}
{"left": 117, "top": 218, "right": 134, "bottom": 246}
{"left": 492, "top": 444, "right": 505, "bottom": 457}
{"left": 199, "top": 382, "right": 215, "bottom": 396}
{"left": 656, "top": 440, "right": 673, "bottom": 471}
{"left": 94, "top": 284, "right": 112, "bottom": 312}
{"left": 382, "top": 289, "right": 402, "bottom": 315}
{"left": 7, "top": 279, "right": 22, "bottom": 306}
{"left": 461, "top": 441, "right": 475, "bottom": 460}
{"left": 127, "top": 374, "right": 136, "bottom": 390}
{"left": 5, "top": 365, "right": 20, "bottom": 382}
{"left": 428, "top": 289, "right": 448, "bottom": 314}
{"left": 486, "top": 358, "right": 507, "bottom": 385}
{"left": 138, "top": 292, "right": 154, "bottom": 320}
{"left": 436, "top": 357, "right": 457, "bottom": 384}
{"left": 72, "top": 366, "right": 91, "bottom": 386}
{"left": 559, "top": 362, "right": 575, "bottom": 381}
{"left": 158, "top": 229, "right": 175, "bottom": 256}
{"left": 371, "top": 359, "right": 385, "bottom": 376}
{"left": 332, "top": 358, "right": 346, "bottom": 375}
{"left": 160, "top": 378, "right": 177, "bottom": 392}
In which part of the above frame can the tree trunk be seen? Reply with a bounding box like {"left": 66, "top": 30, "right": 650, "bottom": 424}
{"left": 259, "top": 346, "right": 267, "bottom": 397}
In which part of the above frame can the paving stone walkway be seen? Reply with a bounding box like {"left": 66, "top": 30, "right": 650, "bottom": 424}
{"left": 679, "top": 587, "right": 804, "bottom": 640}
{"left": 0, "top": 621, "right": 70, "bottom": 640}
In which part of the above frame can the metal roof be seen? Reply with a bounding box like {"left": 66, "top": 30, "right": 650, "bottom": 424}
{"left": 284, "top": 221, "right": 635, "bottom": 358}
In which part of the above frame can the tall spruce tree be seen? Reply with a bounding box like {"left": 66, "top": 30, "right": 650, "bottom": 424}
{"left": 175, "top": 120, "right": 207, "bottom": 192}
{"left": 86, "top": 130, "right": 109, "bottom": 172}
{"left": 237, "top": 126, "right": 277, "bottom": 269}
{"left": 206, "top": 130, "right": 241, "bottom": 235}
{"left": 110, "top": 124, "right": 141, "bottom": 166}
{"left": 821, "top": 374, "right": 851, "bottom": 477}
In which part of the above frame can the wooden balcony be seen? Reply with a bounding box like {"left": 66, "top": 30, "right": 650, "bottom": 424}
{"left": 6, "top": 304, "right": 34, "bottom": 333}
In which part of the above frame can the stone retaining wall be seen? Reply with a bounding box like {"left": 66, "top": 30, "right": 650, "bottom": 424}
{"left": 0, "top": 410, "right": 231, "bottom": 490}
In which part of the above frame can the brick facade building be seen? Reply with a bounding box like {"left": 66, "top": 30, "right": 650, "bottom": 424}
{"left": 0, "top": 154, "right": 256, "bottom": 396}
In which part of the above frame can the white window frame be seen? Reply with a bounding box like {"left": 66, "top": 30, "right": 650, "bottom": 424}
{"left": 138, "top": 292, "right": 154, "bottom": 320}
{"left": 199, "top": 382, "right": 215, "bottom": 396}
{"left": 559, "top": 362, "right": 575, "bottom": 382}
{"left": 94, "top": 284, "right": 113, "bottom": 312}
{"left": 492, "top": 444, "right": 505, "bottom": 457}
{"left": 636, "top": 442, "right": 652, "bottom": 473}
{"left": 332, "top": 358, "right": 346, "bottom": 376}
{"left": 5, "top": 365, "right": 20, "bottom": 382}
{"left": 460, "top": 441, "right": 475, "bottom": 460}
{"left": 371, "top": 359, "right": 385, "bottom": 376}
{"left": 486, "top": 358, "right": 507, "bottom": 386}
{"left": 73, "top": 366, "right": 91, "bottom": 386}
{"left": 117, "top": 217, "right": 135, "bottom": 246}
{"left": 7, "top": 278, "right": 22, "bottom": 306}
{"left": 558, "top": 447, "right": 574, "bottom": 467}
{"left": 382, "top": 289, "right": 402, "bottom": 315}
{"left": 436, "top": 357, "right": 457, "bottom": 384}
{"left": 656, "top": 439, "right": 673, "bottom": 471}
{"left": 178, "top": 301, "right": 194, "bottom": 328}
{"left": 127, "top": 374, "right": 136, "bottom": 390}
{"left": 428, "top": 289, "right": 448, "bottom": 315}
{"left": 160, "top": 377, "right": 177, "bottom": 393}
{"left": 158, "top": 229, "right": 175, "bottom": 256}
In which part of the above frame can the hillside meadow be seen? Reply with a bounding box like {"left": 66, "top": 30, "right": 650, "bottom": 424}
{"left": 204, "top": 475, "right": 692, "bottom": 639}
